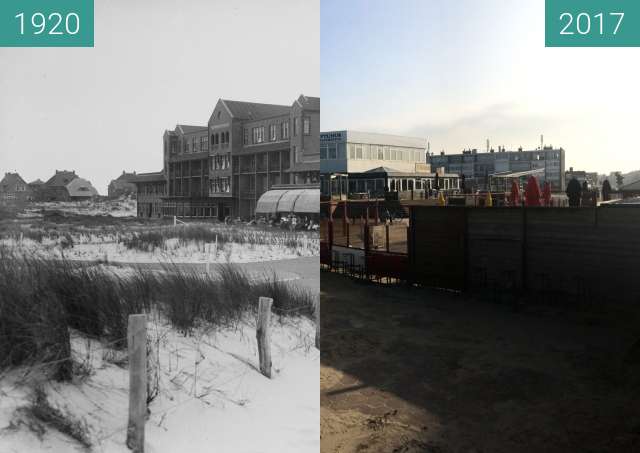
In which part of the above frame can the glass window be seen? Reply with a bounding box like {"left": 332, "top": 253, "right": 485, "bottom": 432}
{"left": 320, "top": 145, "right": 327, "bottom": 160}
{"left": 303, "top": 117, "right": 310, "bottom": 135}
{"left": 364, "top": 146, "right": 371, "bottom": 160}
{"left": 390, "top": 148, "right": 397, "bottom": 161}
{"left": 328, "top": 144, "right": 337, "bottom": 159}
{"left": 349, "top": 143, "right": 356, "bottom": 159}
{"left": 378, "top": 147, "right": 384, "bottom": 160}
{"left": 338, "top": 143, "right": 346, "bottom": 159}
{"left": 384, "top": 146, "right": 390, "bottom": 160}
{"left": 355, "top": 144, "right": 363, "bottom": 159}
{"left": 281, "top": 121, "right": 289, "bottom": 139}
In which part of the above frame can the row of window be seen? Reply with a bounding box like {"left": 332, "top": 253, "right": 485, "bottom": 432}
{"left": 433, "top": 152, "right": 562, "bottom": 164}
{"left": 211, "top": 177, "right": 231, "bottom": 193}
{"left": 212, "top": 131, "right": 229, "bottom": 146}
{"left": 243, "top": 117, "right": 311, "bottom": 145}
{"left": 212, "top": 154, "right": 231, "bottom": 170}
{"left": 182, "top": 135, "right": 210, "bottom": 153}
{"left": 320, "top": 142, "right": 425, "bottom": 163}
{"left": 170, "top": 118, "right": 314, "bottom": 156}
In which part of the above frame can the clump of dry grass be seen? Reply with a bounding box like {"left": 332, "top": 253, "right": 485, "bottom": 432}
{"left": 25, "top": 386, "right": 92, "bottom": 449}
{"left": 0, "top": 247, "right": 314, "bottom": 378}
{"left": 121, "top": 223, "right": 317, "bottom": 253}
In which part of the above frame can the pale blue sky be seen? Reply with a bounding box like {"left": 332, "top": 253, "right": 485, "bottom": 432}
{"left": 321, "top": 0, "right": 640, "bottom": 174}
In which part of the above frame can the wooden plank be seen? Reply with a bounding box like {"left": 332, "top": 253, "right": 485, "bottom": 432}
{"left": 127, "top": 314, "right": 147, "bottom": 453}
{"left": 257, "top": 297, "right": 273, "bottom": 378}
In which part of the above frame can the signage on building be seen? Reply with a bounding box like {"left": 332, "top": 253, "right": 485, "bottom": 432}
{"left": 320, "top": 131, "right": 346, "bottom": 142}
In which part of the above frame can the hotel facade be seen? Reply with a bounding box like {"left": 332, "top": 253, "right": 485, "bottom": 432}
{"left": 135, "top": 95, "right": 320, "bottom": 219}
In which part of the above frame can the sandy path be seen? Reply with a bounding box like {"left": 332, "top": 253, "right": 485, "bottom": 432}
{"left": 320, "top": 270, "right": 640, "bottom": 453}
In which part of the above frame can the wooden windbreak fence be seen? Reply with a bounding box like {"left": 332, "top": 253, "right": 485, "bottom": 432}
{"left": 409, "top": 205, "right": 640, "bottom": 304}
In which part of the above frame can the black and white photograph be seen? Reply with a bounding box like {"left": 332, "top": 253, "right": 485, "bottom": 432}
{"left": 0, "top": 1, "right": 319, "bottom": 452}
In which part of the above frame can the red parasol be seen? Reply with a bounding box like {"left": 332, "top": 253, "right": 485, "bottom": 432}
{"left": 542, "top": 181, "right": 552, "bottom": 206}
{"left": 524, "top": 175, "right": 542, "bottom": 206}
{"left": 510, "top": 179, "right": 521, "bottom": 207}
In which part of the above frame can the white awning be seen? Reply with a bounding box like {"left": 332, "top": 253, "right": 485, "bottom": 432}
{"left": 255, "top": 188, "right": 319, "bottom": 215}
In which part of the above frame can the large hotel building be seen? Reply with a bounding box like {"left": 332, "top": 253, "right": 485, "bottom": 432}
{"left": 135, "top": 95, "right": 319, "bottom": 219}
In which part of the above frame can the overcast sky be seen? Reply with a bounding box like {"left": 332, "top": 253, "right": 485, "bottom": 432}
{"left": 321, "top": 0, "right": 640, "bottom": 175}
{"left": 0, "top": 0, "right": 319, "bottom": 194}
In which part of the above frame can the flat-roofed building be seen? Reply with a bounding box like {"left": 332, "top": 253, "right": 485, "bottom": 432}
{"left": 321, "top": 131, "right": 427, "bottom": 175}
{"left": 320, "top": 130, "right": 458, "bottom": 198}
{"left": 429, "top": 146, "right": 566, "bottom": 191}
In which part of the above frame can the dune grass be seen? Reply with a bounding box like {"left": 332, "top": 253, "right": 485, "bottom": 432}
{"left": 0, "top": 248, "right": 315, "bottom": 379}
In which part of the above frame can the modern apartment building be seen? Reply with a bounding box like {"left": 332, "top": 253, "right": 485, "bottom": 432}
{"left": 136, "top": 94, "right": 320, "bottom": 219}
{"left": 428, "top": 146, "right": 566, "bottom": 191}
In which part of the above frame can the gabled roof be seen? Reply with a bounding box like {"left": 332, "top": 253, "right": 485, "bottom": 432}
{"left": 29, "top": 179, "right": 44, "bottom": 185}
{"left": 620, "top": 179, "right": 640, "bottom": 192}
{"left": 0, "top": 172, "right": 28, "bottom": 191}
{"left": 66, "top": 178, "right": 98, "bottom": 197}
{"left": 295, "top": 94, "right": 320, "bottom": 111}
{"left": 176, "top": 125, "right": 207, "bottom": 135}
{"left": 220, "top": 99, "right": 290, "bottom": 120}
{"left": 115, "top": 171, "right": 137, "bottom": 182}
{"left": 45, "top": 170, "right": 78, "bottom": 187}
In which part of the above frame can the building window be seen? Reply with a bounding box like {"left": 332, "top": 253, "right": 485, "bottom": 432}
{"left": 292, "top": 145, "right": 304, "bottom": 163}
{"left": 225, "top": 131, "right": 229, "bottom": 144}
{"left": 293, "top": 117, "right": 299, "bottom": 136}
{"left": 281, "top": 121, "right": 289, "bottom": 139}
{"left": 192, "top": 137, "right": 196, "bottom": 152}
{"left": 349, "top": 143, "right": 355, "bottom": 159}
{"left": 320, "top": 145, "right": 327, "bottom": 160}
{"left": 328, "top": 144, "right": 337, "bottom": 159}
{"left": 252, "top": 126, "right": 265, "bottom": 144}
{"left": 338, "top": 143, "right": 346, "bottom": 159}
{"left": 183, "top": 140, "right": 188, "bottom": 153}
{"left": 244, "top": 128, "right": 249, "bottom": 145}
{"left": 270, "top": 124, "right": 277, "bottom": 141}
{"left": 303, "top": 117, "right": 310, "bottom": 135}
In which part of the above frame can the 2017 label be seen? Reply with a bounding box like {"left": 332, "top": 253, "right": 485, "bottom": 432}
{"left": 545, "top": 0, "right": 640, "bottom": 47}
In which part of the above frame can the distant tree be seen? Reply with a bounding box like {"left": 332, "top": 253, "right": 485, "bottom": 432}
{"left": 615, "top": 171, "right": 625, "bottom": 189}
{"left": 602, "top": 179, "right": 612, "bottom": 201}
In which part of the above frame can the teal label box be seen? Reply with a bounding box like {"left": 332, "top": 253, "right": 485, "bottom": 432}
{"left": 0, "top": 0, "right": 94, "bottom": 47}
{"left": 546, "top": 0, "right": 640, "bottom": 47}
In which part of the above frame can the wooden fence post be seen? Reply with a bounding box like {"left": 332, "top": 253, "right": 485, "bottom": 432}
{"left": 257, "top": 297, "right": 273, "bottom": 378}
{"left": 127, "top": 314, "right": 147, "bottom": 453}
{"left": 315, "top": 297, "right": 320, "bottom": 350}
